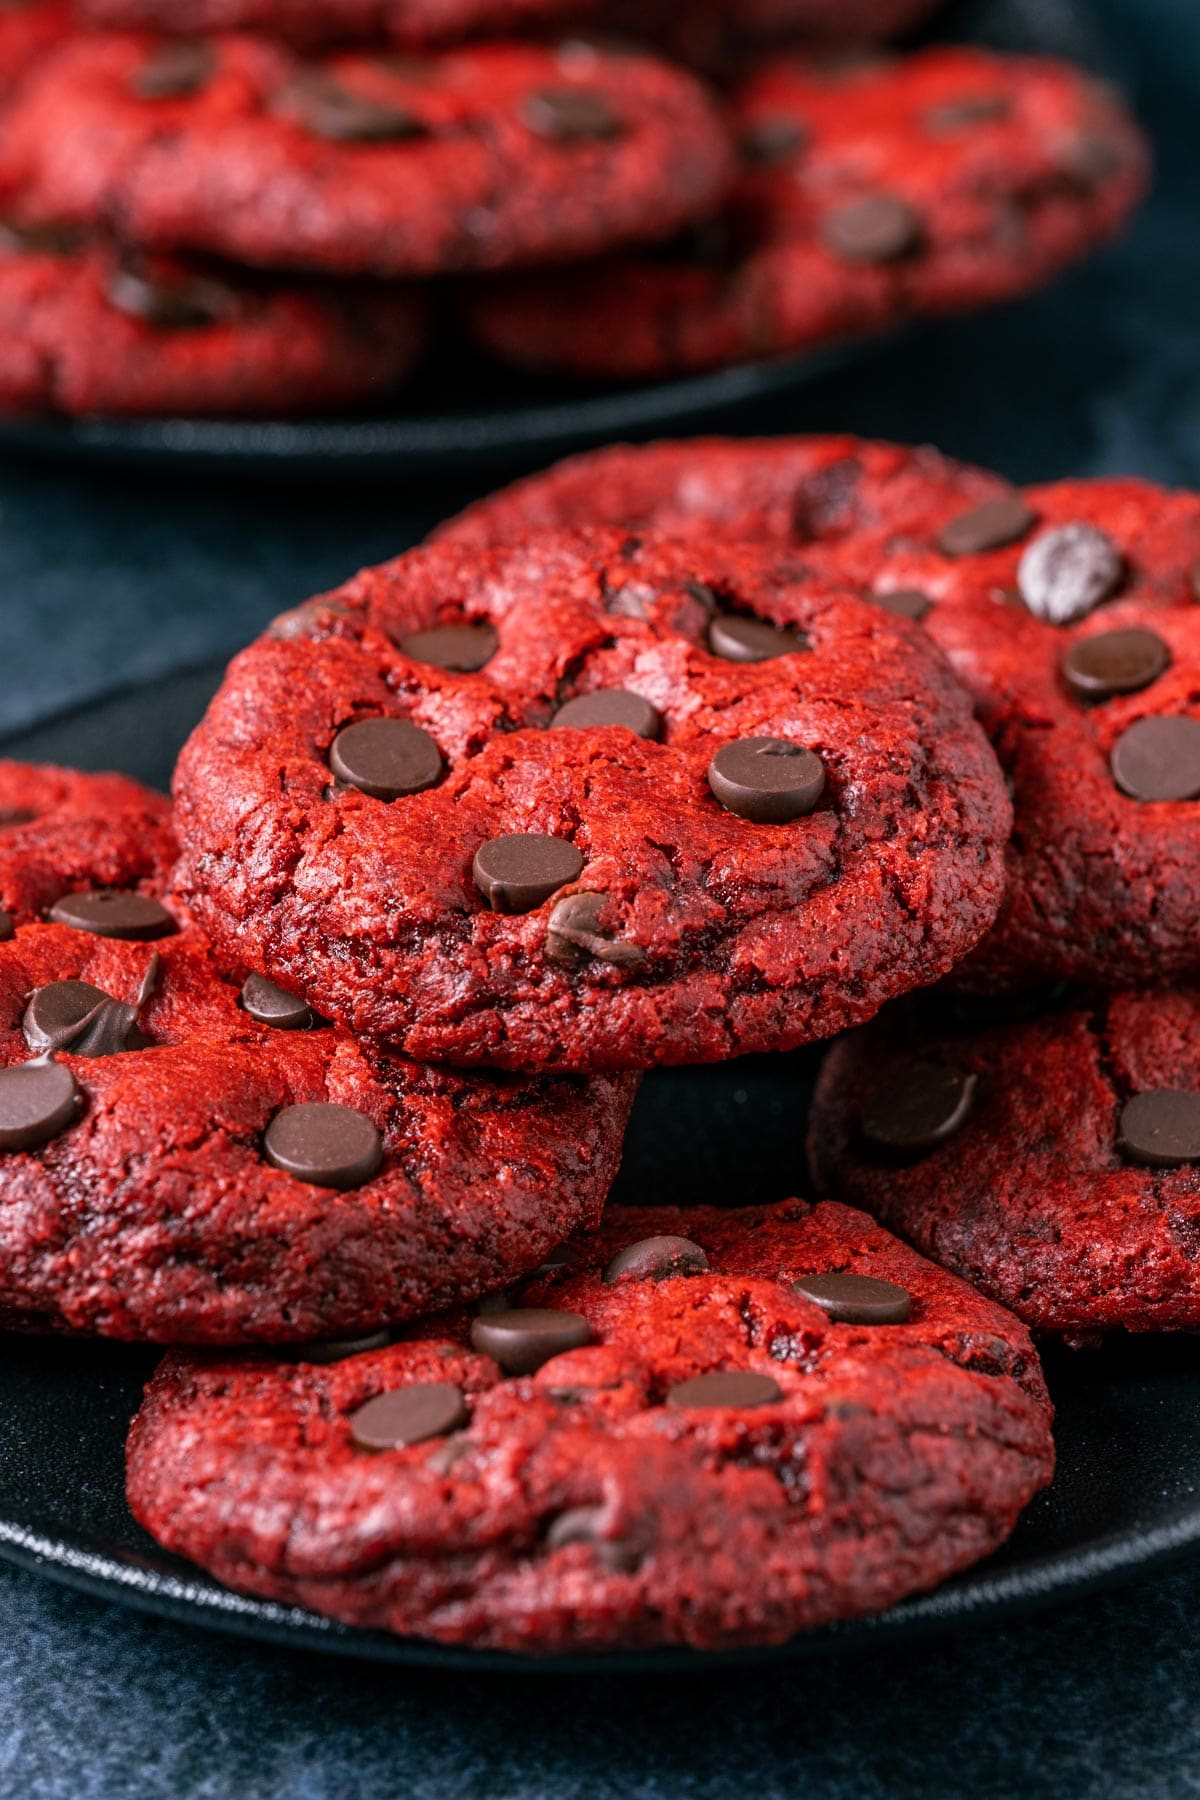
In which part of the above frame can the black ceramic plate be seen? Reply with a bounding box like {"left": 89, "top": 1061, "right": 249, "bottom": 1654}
{"left": 0, "top": 0, "right": 1131, "bottom": 477}
{"left": 2, "top": 659, "right": 1200, "bottom": 1671}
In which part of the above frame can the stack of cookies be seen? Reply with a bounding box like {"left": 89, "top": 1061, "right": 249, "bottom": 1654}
{"left": 10, "top": 422, "right": 1195, "bottom": 1654}
{"left": 0, "top": 0, "right": 1150, "bottom": 416}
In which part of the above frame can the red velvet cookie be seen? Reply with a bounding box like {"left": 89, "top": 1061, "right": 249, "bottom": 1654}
{"left": 126, "top": 1199, "right": 1054, "bottom": 1653}
{"left": 171, "top": 529, "right": 1011, "bottom": 1073}
{"left": 74, "top": 0, "right": 595, "bottom": 46}
{"left": 464, "top": 46, "right": 1148, "bottom": 379}
{"left": 0, "top": 907, "right": 634, "bottom": 1342}
{"left": 810, "top": 993, "right": 1200, "bottom": 1339}
{"left": 0, "top": 228, "right": 427, "bottom": 417}
{"left": 0, "top": 761, "right": 175, "bottom": 933}
{"left": 0, "top": 35, "right": 733, "bottom": 276}
{"left": 0, "top": 0, "right": 69, "bottom": 90}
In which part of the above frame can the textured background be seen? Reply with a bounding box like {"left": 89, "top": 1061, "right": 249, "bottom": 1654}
{"left": 3, "top": 0, "right": 1200, "bottom": 1793}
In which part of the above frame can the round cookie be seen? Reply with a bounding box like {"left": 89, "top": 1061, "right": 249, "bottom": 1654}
{"left": 0, "top": 36, "right": 733, "bottom": 277}
{"left": 74, "top": 0, "right": 596, "bottom": 46}
{"left": 0, "top": 228, "right": 428, "bottom": 417}
{"left": 125, "top": 1199, "right": 1054, "bottom": 1654}
{"left": 464, "top": 46, "right": 1148, "bottom": 379}
{"left": 0, "top": 910, "right": 635, "bottom": 1342}
{"left": 811, "top": 992, "right": 1200, "bottom": 1339}
{"left": 0, "top": 760, "right": 175, "bottom": 932}
{"left": 170, "top": 529, "right": 1012, "bottom": 1073}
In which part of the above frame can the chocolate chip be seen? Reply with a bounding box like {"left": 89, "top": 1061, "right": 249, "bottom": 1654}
{"left": 603, "top": 1235, "right": 709, "bottom": 1284}
{"left": 545, "top": 1506, "right": 641, "bottom": 1573}
{"left": 1062, "top": 129, "right": 1125, "bottom": 186}
{"left": 0, "top": 1058, "right": 81, "bottom": 1151}
{"left": 708, "top": 738, "right": 825, "bottom": 824}
{"left": 1017, "top": 522, "right": 1123, "bottom": 623}
{"left": 821, "top": 194, "right": 921, "bottom": 262}
{"left": 48, "top": 891, "right": 176, "bottom": 941}
{"left": 397, "top": 623, "right": 498, "bottom": 671}
{"left": 793, "top": 1271, "right": 912, "bottom": 1324}
{"left": 22, "top": 981, "right": 146, "bottom": 1058}
{"left": 0, "top": 809, "right": 35, "bottom": 828}
{"left": 473, "top": 834, "right": 584, "bottom": 914}
{"left": 0, "top": 911, "right": 11, "bottom": 943}
{"left": 240, "top": 973, "right": 315, "bottom": 1031}
{"left": 707, "top": 615, "right": 808, "bottom": 662}
{"left": 300, "top": 1329, "right": 391, "bottom": 1364}
{"left": 130, "top": 41, "right": 214, "bottom": 99}
{"left": 550, "top": 690, "right": 661, "bottom": 739}
{"left": 425, "top": 1433, "right": 471, "bottom": 1475}
{"left": 665, "top": 1370, "right": 782, "bottom": 1408}
{"left": 469, "top": 1307, "right": 590, "bottom": 1374}
{"left": 1118, "top": 1090, "right": 1200, "bottom": 1168}
{"left": 544, "top": 891, "right": 645, "bottom": 969}
{"left": 937, "top": 493, "right": 1037, "bottom": 557}
{"left": 1061, "top": 628, "right": 1169, "bottom": 701}
{"left": 527, "top": 1243, "right": 578, "bottom": 1282}
{"left": 874, "top": 588, "right": 932, "bottom": 622}
{"left": 740, "top": 116, "right": 809, "bottom": 164}
{"left": 924, "top": 94, "right": 1012, "bottom": 133}
{"left": 0, "top": 221, "right": 81, "bottom": 257}
{"left": 349, "top": 1382, "right": 468, "bottom": 1451}
{"left": 861, "top": 1064, "right": 977, "bottom": 1156}
{"left": 1110, "top": 717, "right": 1200, "bottom": 802}
{"left": 523, "top": 88, "right": 623, "bottom": 141}
{"left": 328, "top": 717, "right": 443, "bottom": 801}
{"left": 106, "top": 265, "right": 236, "bottom": 331}
{"left": 263, "top": 1102, "right": 383, "bottom": 1189}
{"left": 276, "top": 72, "right": 425, "bottom": 142}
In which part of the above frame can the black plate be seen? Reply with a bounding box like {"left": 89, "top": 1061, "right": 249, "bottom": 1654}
{"left": 3, "top": 658, "right": 1200, "bottom": 1671}
{"left": 0, "top": 0, "right": 1132, "bottom": 477}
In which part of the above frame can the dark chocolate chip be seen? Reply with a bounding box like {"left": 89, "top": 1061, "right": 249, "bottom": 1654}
{"left": 349, "top": 1382, "right": 468, "bottom": 1451}
{"left": 1110, "top": 717, "right": 1200, "bottom": 802}
{"left": 793, "top": 1271, "right": 912, "bottom": 1324}
{"left": 130, "top": 41, "right": 215, "bottom": 99}
{"left": 937, "top": 493, "right": 1037, "bottom": 557}
{"left": 276, "top": 72, "right": 425, "bottom": 141}
{"left": 924, "top": 94, "right": 1012, "bottom": 133}
{"left": 0, "top": 221, "right": 81, "bottom": 257}
{"left": 1017, "top": 522, "right": 1123, "bottom": 623}
{"left": 666, "top": 1370, "right": 782, "bottom": 1408}
{"left": 473, "top": 834, "right": 584, "bottom": 914}
{"left": 821, "top": 194, "right": 921, "bottom": 262}
{"left": 300, "top": 1329, "right": 391, "bottom": 1365}
{"left": 544, "top": 891, "right": 645, "bottom": 969}
{"left": 425, "top": 1433, "right": 471, "bottom": 1474}
{"left": 0, "top": 1058, "right": 81, "bottom": 1151}
{"left": 545, "top": 1506, "right": 641, "bottom": 1573}
{"left": 240, "top": 973, "right": 315, "bottom": 1031}
{"left": 707, "top": 615, "right": 808, "bottom": 662}
{"left": 106, "top": 265, "right": 237, "bottom": 331}
{"left": 397, "top": 622, "right": 498, "bottom": 671}
{"left": 269, "top": 595, "right": 353, "bottom": 641}
{"left": 48, "top": 891, "right": 176, "bottom": 941}
{"left": 874, "top": 588, "right": 933, "bottom": 622}
{"left": 550, "top": 689, "right": 661, "bottom": 739}
{"left": 523, "top": 87, "right": 623, "bottom": 141}
{"left": 0, "top": 911, "right": 11, "bottom": 942}
{"left": 740, "top": 116, "right": 809, "bottom": 164}
{"left": 469, "top": 1307, "right": 591, "bottom": 1374}
{"left": 603, "top": 1235, "right": 709, "bottom": 1284}
{"left": 328, "top": 717, "right": 443, "bottom": 800}
{"left": 1062, "top": 129, "right": 1125, "bottom": 186}
{"left": 708, "top": 737, "right": 825, "bottom": 824}
{"left": 263, "top": 1102, "right": 383, "bottom": 1190}
{"left": 861, "top": 1064, "right": 977, "bottom": 1156}
{"left": 527, "top": 1244, "right": 578, "bottom": 1283}
{"left": 22, "top": 980, "right": 146, "bottom": 1058}
{"left": 0, "top": 809, "right": 34, "bottom": 828}
{"left": 1061, "top": 628, "right": 1169, "bottom": 701}
{"left": 1118, "top": 1090, "right": 1200, "bottom": 1168}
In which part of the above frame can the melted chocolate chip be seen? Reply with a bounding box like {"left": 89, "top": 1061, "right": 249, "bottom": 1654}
{"left": 821, "top": 194, "right": 921, "bottom": 262}
{"left": 874, "top": 588, "right": 933, "bottom": 622}
{"left": 300, "top": 1328, "right": 391, "bottom": 1365}
{"left": 130, "top": 41, "right": 215, "bottom": 100}
{"left": 861, "top": 1064, "right": 977, "bottom": 1156}
{"left": 240, "top": 973, "right": 315, "bottom": 1031}
{"left": 473, "top": 834, "right": 584, "bottom": 914}
{"left": 0, "top": 1058, "right": 81, "bottom": 1151}
{"left": 106, "top": 265, "right": 237, "bottom": 331}
{"left": 469, "top": 1307, "right": 590, "bottom": 1374}
{"left": 1118, "top": 1090, "right": 1200, "bottom": 1168}
{"left": 349, "top": 1382, "right": 468, "bottom": 1451}
{"left": 1110, "top": 717, "right": 1200, "bottom": 802}
{"left": 550, "top": 690, "right": 661, "bottom": 739}
{"left": 937, "top": 493, "right": 1037, "bottom": 557}
{"left": 397, "top": 623, "right": 498, "bottom": 671}
{"left": 603, "top": 1235, "right": 709, "bottom": 1284}
{"left": 666, "top": 1370, "right": 782, "bottom": 1408}
{"left": 48, "top": 891, "right": 176, "bottom": 942}
{"left": 329, "top": 717, "right": 443, "bottom": 801}
{"left": 793, "top": 1271, "right": 912, "bottom": 1324}
{"left": 708, "top": 738, "right": 825, "bottom": 824}
{"left": 263, "top": 1102, "right": 383, "bottom": 1190}
{"left": 523, "top": 87, "right": 623, "bottom": 141}
{"left": 545, "top": 1506, "right": 641, "bottom": 1573}
{"left": 22, "top": 980, "right": 146, "bottom": 1058}
{"left": 707, "top": 615, "right": 808, "bottom": 662}
{"left": 276, "top": 71, "right": 425, "bottom": 142}
{"left": 1061, "top": 628, "right": 1169, "bottom": 701}
{"left": 1017, "top": 522, "right": 1123, "bottom": 623}
{"left": 544, "top": 891, "right": 644, "bottom": 969}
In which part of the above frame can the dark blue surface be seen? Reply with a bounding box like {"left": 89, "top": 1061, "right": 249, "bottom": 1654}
{"left": 2, "top": 1, "right": 1199, "bottom": 1792}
